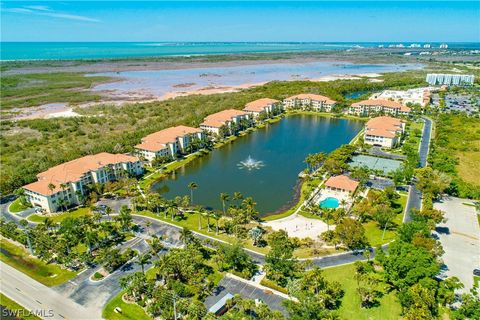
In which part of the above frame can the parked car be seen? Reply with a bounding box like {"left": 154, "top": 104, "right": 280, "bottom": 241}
{"left": 473, "top": 269, "right": 480, "bottom": 277}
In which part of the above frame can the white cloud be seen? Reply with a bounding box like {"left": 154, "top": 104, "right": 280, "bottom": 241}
{"left": 24, "top": 5, "right": 52, "bottom": 12}
{"left": 3, "top": 5, "right": 100, "bottom": 22}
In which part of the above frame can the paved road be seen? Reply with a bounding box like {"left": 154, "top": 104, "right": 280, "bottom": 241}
{"left": 54, "top": 237, "right": 153, "bottom": 313}
{"left": 0, "top": 261, "right": 97, "bottom": 320}
{"left": 368, "top": 146, "right": 407, "bottom": 160}
{"left": 404, "top": 117, "right": 432, "bottom": 222}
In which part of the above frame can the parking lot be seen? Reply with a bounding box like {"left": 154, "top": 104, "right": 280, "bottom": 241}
{"left": 434, "top": 196, "right": 480, "bottom": 293}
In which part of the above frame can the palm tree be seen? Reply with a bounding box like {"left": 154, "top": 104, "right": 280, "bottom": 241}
{"left": 149, "top": 236, "right": 163, "bottom": 257}
{"left": 211, "top": 212, "right": 221, "bottom": 235}
{"left": 137, "top": 253, "right": 152, "bottom": 274}
{"left": 48, "top": 183, "right": 56, "bottom": 194}
{"left": 324, "top": 209, "right": 334, "bottom": 231}
{"left": 233, "top": 192, "right": 243, "bottom": 201}
{"left": 179, "top": 227, "right": 193, "bottom": 245}
{"left": 187, "top": 182, "right": 198, "bottom": 205}
{"left": 167, "top": 206, "right": 177, "bottom": 221}
{"left": 220, "top": 193, "right": 230, "bottom": 215}
{"left": 105, "top": 206, "right": 112, "bottom": 218}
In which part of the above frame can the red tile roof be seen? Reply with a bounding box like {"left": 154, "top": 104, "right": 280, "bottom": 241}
{"left": 135, "top": 126, "right": 202, "bottom": 152}
{"left": 200, "top": 109, "right": 249, "bottom": 128}
{"left": 24, "top": 152, "right": 139, "bottom": 196}
{"left": 285, "top": 93, "right": 336, "bottom": 104}
{"left": 365, "top": 116, "right": 404, "bottom": 138}
{"left": 325, "top": 175, "right": 359, "bottom": 192}
{"left": 243, "top": 98, "right": 279, "bottom": 112}
{"left": 352, "top": 99, "right": 404, "bottom": 109}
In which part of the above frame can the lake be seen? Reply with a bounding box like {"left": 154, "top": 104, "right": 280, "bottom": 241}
{"left": 151, "top": 115, "right": 363, "bottom": 215}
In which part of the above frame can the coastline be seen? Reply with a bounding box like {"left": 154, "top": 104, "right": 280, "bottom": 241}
{"left": 4, "top": 71, "right": 385, "bottom": 120}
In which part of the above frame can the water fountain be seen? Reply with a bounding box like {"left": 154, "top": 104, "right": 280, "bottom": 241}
{"left": 237, "top": 155, "right": 265, "bottom": 170}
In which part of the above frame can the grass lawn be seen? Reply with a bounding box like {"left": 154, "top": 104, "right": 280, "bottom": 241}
{"left": 27, "top": 207, "right": 92, "bottom": 223}
{"left": 0, "top": 238, "right": 77, "bottom": 286}
{"left": 136, "top": 211, "right": 270, "bottom": 255}
{"left": 364, "top": 194, "right": 407, "bottom": 247}
{"left": 0, "top": 293, "right": 41, "bottom": 320}
{"left": 457, "top": 149, "right": 480, "bottom": 186}
{"left": 322, "top": 264, "right": 402, "bottom": 320}
{"left": 102, "top": 291, "right": 151, "bottom": 320}
{"left": 8, "top": 197, "right": 31, "bottom": 213}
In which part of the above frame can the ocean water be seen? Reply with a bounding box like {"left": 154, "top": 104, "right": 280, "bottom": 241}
{"left": 1, "top": 42, "right": 479, "bottom": 61}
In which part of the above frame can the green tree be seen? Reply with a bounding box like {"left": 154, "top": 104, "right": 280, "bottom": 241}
{"left": 334, "top": 218, "right": 367, "bottom": 249}
{"left": 220, "top": 192, "right": 230, "bottom": 215}
{"left": 264, "top": 230, "right": 299, "bottom": 287}
{"left": 187, "top": 182, "right": 198, "bottom": 205}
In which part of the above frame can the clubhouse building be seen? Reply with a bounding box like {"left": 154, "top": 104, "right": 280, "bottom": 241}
{"left": 200, "top": 109, "right": 251, "bottom": 136}
{"left": 243, "top": 98, "right": 281, "bottom": 119}
{"left": 135, "top": 125, "right": 204, "bottom": 162}
{"left": 325, "top": 175, "right": 359, "bottom": 194}
{"left": 349, "top": 99, "right": 411, "bottom": 117}
{"left": 283, "top": 94, "right": 337, "bottom": 112}
{"left": 363, "top": 116, "right": 405, "bottom": 148}
{"left": 23, "top": 153, "right": 143, "bottom": 213}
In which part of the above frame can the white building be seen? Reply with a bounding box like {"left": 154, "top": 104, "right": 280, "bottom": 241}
{"left": 364, "top": 116, "right": 405, "bottom": 148}
{"left": 349, "top": 99, "right": 411, "bottom": 116}
{"left": 243, "top": 98, "right": 280, "bottom": 120}
{"left": 24, "top": 153, "right": 143, "bottom": 213}
{"left": 370, "top": 87, "right": 434, "bottom": 107}
{"left": 283, "top": 94, "right": 337, "bottom": 112}
{"left": 135, "top": 126, "right": 204, "bottom": 162}
{"left": 199, "top": 109, "right": 251, "bottom": 136}
{"left": 426, "top": 74, "right": 475, "bottom": 86}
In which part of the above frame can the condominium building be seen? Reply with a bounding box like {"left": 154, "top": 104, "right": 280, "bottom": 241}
{"left": 370, "top": 87, "right": 434, "bottom": 107}
{"left": 363, "top": 116, "right": 405, "bottom": 148}
{"left": 283, "top": 94, "right": 337, "bottom": 112}
{"left": 243, "top": 98, "right": 280, "bottom": 119}
{"left": 200, "top": 109, "right": 251, "bottom": 136}
{"left": 135, "top": 125, "right": 204, "bottom": 162}
{"left": 349, "top": 99, "right": 411, "bottom": 117}
{"left": 426, "top": 74, "right": 474, "bottom": 86}
{"left": 23, "top": 153, "right": 143, "bottom": 213}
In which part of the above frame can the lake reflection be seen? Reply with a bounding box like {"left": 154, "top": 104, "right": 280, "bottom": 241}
{"left": 152, "top": 115, "right": 363, "bottom": 215}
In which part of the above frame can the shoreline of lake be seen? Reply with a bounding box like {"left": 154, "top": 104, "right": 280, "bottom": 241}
{"left": 150, "top": 114, "right": 364, "bottom": 215}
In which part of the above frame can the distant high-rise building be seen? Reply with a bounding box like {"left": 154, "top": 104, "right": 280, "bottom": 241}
{"left": 439, "top": 43, "right": 449, "bottom": 49}
{"left": 423, "top": 44, "right": 431, "bottom": 48}
{"left": 426, "top": 74, "right": 475, "bottom": 86}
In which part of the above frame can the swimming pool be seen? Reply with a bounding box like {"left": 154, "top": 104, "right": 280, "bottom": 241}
{"left": 320, "top": 197, "right": 340, "bottom": 209}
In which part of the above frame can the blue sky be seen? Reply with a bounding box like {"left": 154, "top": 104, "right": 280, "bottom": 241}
{"left": 1, "top": 1, "right": 479, "bottom": 42}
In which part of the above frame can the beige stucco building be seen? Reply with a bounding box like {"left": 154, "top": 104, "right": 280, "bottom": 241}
{"left": 283, "top": 94, "right": 337, "bottom": 112}
{"left": 23, "top": 153, "right": 143, "bottom": 213}
{"left": 135, "top": 125, "right": 204, "bottom": 162}
{"left": 363, "top": 116, "right": 406, "bottom": 148}
{"left": 349, "top": 99, "right": 411, "bottom": 117}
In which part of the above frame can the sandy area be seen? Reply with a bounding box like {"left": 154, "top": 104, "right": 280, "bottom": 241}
{"left": 264, "top": 214, "right": 330, "bottom": 239}
{"left": 4, "top": 71, "right": 383, "bottom": 121}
